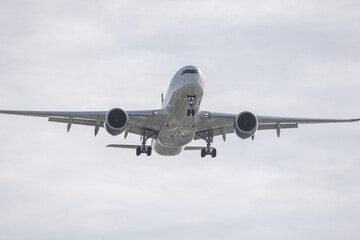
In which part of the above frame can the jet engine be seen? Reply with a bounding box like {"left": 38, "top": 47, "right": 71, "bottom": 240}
{"left": 105, "top": 108, "right": 129, "bottom": 136}
{"left": 234, "top": 111, "right": 258, "bottom": 139}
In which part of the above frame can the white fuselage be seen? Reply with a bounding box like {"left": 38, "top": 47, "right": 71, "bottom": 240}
{"left": 152, "top": 66, "right": 206, "bottom": 155}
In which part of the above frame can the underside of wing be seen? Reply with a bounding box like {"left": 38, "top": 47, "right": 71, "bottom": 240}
{"left": 195, "top": 111, "right": 235, "bottom": 140}
{"left": 0, "top": 110, "right": 107, "bottom": 135}
{"left": 196, "top": 111, "right": 360, "bottom": 140}
{"left": 126, "top": 110, "right": 164, "bottom": 139}
{"left": 257, "top": 115, "right": 360, "bottom": 124}
{"left": 0, "top": 110, "right": 107, "bottom": 119}
{"left": 0, "top": 109, "right": 164, "bottom": 138}
{"left": 256, "top": 115, "right": 360, "bottom": 137}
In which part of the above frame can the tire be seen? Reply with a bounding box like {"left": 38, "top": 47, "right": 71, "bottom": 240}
{"left": 201, "top": 149, "right": 206, "bottom": 158}
{"left": 211, "top": 149, "right": 217, "bottom": 158}
{"left": 146, "top": 147, "right": 152, "bottom": 156}
{"left": 136, "top": 146, "right": 141, "bottom": 156}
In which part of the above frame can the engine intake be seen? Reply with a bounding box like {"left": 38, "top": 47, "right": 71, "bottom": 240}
{"left": 105, "top": 108, "right": 129, "bottom": 136}
{"left": 235, "top": 111, "right": 258, "bottom": 139}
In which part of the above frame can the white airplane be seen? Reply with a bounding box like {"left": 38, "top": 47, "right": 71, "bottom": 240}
{"left": 0, "top": 65, "right": 359, "bottom": 157}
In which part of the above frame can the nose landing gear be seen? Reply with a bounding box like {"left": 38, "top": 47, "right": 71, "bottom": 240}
{"left": 187, "top": 95, "right": 196, "bottom": 116}
{"left": 187, "top": 109, "right": 195, "bottom": 116}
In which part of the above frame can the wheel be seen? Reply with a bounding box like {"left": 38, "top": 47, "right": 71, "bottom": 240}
{"left": 211, "top": 148, "right": 217, "bottom": 158}
{"left": 146, "top": 147, "right": 152, "bottom": 156}
{"left": 201, "top": 148, "right": 206, "bottom": 158}
{"left": 191, "top": 109, "right": 195, "bottom": 116}
{"left": 187, "top": 109, "right": 191, "bottom": 116}
{"left": 136, "top": 146, "right": 141, "bottom": 156}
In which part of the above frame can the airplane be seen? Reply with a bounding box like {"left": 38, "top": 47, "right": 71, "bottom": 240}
{"left": 0, "top": 65, "right": 359, "bottom": 158}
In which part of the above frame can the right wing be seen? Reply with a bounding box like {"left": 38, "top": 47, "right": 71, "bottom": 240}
{"left": 196, "top": 111, "right": 360, "bottom": 140}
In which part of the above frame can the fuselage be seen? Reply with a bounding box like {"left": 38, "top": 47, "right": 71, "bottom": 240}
{"left": 152, "top": 65, "right": 206, "bottom": 155}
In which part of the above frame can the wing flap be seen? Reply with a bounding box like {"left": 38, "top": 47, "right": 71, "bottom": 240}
{"left": 48, "top": 117, "right": 104, "bottom": 127}
{"left": 258, "top": 123, "right": 298, "bottom": 130}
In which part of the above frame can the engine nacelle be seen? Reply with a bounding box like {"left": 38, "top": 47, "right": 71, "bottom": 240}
{"left": 105, "top": 108, "right": 129, "bottom": 136}
{"left": 234, "top": 111, "right": 258, "bottom": 139}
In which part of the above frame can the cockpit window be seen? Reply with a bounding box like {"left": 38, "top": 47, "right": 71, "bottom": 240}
{"left": 180, "top": 69, "right": 199, "bottom": 76}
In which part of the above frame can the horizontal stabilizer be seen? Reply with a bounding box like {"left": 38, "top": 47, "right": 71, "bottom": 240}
{"left": 106, "top": 144, "right": 150, "bottom": 149}
{"left": 184, "top": 146, "right": 213, "bottom": 150}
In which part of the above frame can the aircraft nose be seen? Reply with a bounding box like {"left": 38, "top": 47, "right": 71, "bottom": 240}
{"left": 177, "top": 65, "right": 206, "bottom": 89}
{"left": 182, "top": 66, "right": 200, "bottom": 76}
{"left": 183, "top": 72, "right": 200, "bottom": 84}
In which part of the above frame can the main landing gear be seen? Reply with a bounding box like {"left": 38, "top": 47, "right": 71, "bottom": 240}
{"left": 201, "top": 147, "right": 217, "bottom": 158}
{"left": 187, "top": 95, "right": 196, "bottom": 116}
{"left": 136, "top": 129, "right": 157, "bottom": 156}
{"left": 197, "top": 130, "right": 217, "bottom": 158}
{"left": 136, "top": 145, "right": 152, "bottom": 156}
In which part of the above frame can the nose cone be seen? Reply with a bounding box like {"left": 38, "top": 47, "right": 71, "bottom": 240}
{"left": 177, "top": 65, "right": 205, "bottom": 85}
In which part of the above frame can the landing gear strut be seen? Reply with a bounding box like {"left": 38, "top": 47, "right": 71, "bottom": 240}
{"left": 187, "top": 109, "right": 195, "bottom": 116}
{"left": 187, "top": 95, "right": 196, "bottom": 116}
{"left": 136, "top": 128, "right": 157, "bottom": 156}
{"left": 197, "top": 130, "right": 217, "bottom": 158}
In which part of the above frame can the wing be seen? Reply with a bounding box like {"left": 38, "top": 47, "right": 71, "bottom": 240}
{"left": 0, "top": 109, "right": 163, "bottom": 137}
{"left": 196, "top": 111, "right": 360, "bottom": 140}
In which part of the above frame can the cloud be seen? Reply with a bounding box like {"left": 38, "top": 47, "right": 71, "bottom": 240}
{"left": 0, "top": 0, "right": 360, "bottom": 240}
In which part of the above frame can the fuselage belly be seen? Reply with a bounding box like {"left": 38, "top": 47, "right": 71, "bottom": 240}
{"left": 152, "top": 66, "right": 206, "bottom": 156}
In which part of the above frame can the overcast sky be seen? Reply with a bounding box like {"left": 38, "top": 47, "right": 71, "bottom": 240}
{"left": 0, "top": 0, "right": 360, "bottom": 239}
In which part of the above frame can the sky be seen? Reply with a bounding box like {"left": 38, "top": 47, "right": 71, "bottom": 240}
{"left": 0, "top": 0, "right": 360, "bottom": 239}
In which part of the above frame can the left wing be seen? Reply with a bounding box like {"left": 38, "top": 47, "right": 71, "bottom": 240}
{"left": 196, "top": 111, "right": 360, "bottom": 140}
{"left": 0, "top": 109, "right": 163, "bottom": 137}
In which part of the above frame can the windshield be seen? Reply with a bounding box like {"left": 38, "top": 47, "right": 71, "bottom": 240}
{"left": 180, "top": 69, "right": 199, "bottom": 76}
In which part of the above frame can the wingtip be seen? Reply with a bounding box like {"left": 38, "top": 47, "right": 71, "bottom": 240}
{"left": 351, "top": 118, "right": 360, "bottom": 122}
